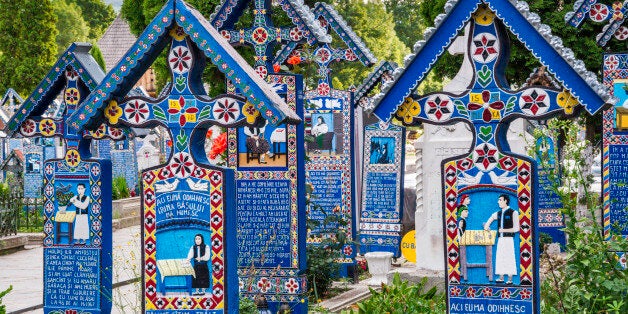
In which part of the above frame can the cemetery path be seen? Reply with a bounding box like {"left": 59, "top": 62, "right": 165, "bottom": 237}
{"left": 1, "top": 225, "right": 142, "bottom": 314}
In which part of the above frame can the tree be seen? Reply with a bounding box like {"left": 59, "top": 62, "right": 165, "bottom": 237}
{"left": 67, "top": 0, "right": 116, "bottom": 40}
{"left": 53, "top": 0, "right": 90, "bottom": 55}
{"left": 330, "top": 0, "right": 409, "bottom": 90}
{"left": 384, "top": 0, "right": 426, "bottom": 49}
{"left": 0, "top": 0, "right": 57, "bottom": 96}
{"left": 91, "top": 43, "right": 107, "bottom": 72}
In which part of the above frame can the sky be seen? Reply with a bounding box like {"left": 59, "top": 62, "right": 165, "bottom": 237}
{"left": 104, "top": 0, "right": 122, "bottom": 12}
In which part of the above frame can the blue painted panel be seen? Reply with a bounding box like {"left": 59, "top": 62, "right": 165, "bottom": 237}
{"left": 43, "top": 156, "right": 112, "bottom": 314}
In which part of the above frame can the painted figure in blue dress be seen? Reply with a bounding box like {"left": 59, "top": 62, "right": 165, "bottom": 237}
{"left": 484, "top": 194, "right": 519, "bottom": 284}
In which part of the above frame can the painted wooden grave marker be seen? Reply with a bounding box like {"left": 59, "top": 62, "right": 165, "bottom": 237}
{"left": 275, "top": 2, "right": 376, "bottom": 273}
{"left": 370, "top": 1, "right": 613, "bottom": 313}
{"left": 602, "top": 53, "right": 628, "bottom": 267}
{"left": 23, "top": 144, "right": 44, "bottom": 198}
{"left": 68, "top": 1, "right": 301, "bottom": 312}
{"left": 225, "top": 73, "right": 308, "bottom": 312}
{"left": 534, "top": 134, "right": 566, "bottom": 249}
{"left": 3, "top": 43, "right": 122, "bottom": 314}
{"left": 359, "top": 121, "right": 405, "bottom": 256}
{"left": 210, "top": 0, "right": 331, "bottom": 77}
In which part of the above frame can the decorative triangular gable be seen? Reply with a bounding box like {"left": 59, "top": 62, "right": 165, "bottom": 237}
{"left": 371, "top": 0, "right": 614, "bottom": 121}
{"left": 5, "top": 43, "right": 104, "bottom": 137}
{"left": 0, "top": 88, "right": 24, "bottom": 120}
{"left": 68, "top": 0, "right": 300, "bottom": 133}
{"left": 354, "top": 61, "right": 397, "bottom": 110}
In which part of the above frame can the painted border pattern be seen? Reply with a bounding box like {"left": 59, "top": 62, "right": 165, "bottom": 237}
{"left": 142, "top": 164, "right": 225, "bottom": 311}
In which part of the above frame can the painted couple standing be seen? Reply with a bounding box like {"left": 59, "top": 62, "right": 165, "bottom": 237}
{"left": 457, "top": 194, "right": 519, "bottom": 284}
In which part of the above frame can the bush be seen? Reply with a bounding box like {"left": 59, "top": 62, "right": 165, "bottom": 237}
{"left": 343, "top": 273, "right": 445, "bottom": 314}
{"left": 533, "top": 119, "right": 628, "bottom": 313}
{"left": 0, "top": 285, "right": 12, "bottom": 314}
{"left": 112, "top": 176, "right": 130, "bottom": 200}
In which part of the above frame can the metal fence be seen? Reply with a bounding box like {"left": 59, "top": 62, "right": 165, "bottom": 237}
{"left": 0, "top": 191, "right": 44, "bottom": 237}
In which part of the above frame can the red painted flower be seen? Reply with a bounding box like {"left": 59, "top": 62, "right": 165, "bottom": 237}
{"left": 465, "top": 287, "right": 477, "bottom": 298}
{"left": 168, "top": 46, "right": 192, "bottom": 74}
{"left": 257, "top": 277, "right": 272, "bottom": 293}
{"left": 500, "top": 288, "right": 511, "bottom": 299}
{"left": 171, "top": 152, "right": 194, "bottom": 178}
{"left": 317, "top": 82, "right": 330, "bottom": 96}
{"left": 212, "top": 98, "right": 239, "bottom": 124}
{"left": 467, "top": 90, "right": 504, "bottom": 122}
{"left": 450, "top": 286, "right": 462, "bottom": 296}
{"left": 520, "top": 288, "right": 531, "bottom": 299}
{"left": 284, "top": 278, "right": 299, "bottom": 294}
{"left": 124, "top": 99, "right": 150, "bottom": 124}
{"left": 273, "top": 63, "right": 281, "bottom": 73}
{"left": 474, "top": 143, "right": 498, "bottom": 170}
{"left": 252, "top": 27, "right": 268, "bottom": 44}
{"left": 482, "top": 287, "right": 493, "bottom": 297}
{"left": 472, "top": 33, "right": 498, "bottom": 62}
{"left": 316, "top": 48, "right": 331, "bottom": 63}
{"left": 20, "top": 119, "right": 37, "bottom": 136}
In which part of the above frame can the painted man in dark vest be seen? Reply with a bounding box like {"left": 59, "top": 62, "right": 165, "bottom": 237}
{"left": 483, "top": 194, "right": 519, "bottom": 284}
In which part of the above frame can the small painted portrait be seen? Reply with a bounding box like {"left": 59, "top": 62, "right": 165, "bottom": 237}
{"left": 307, "top": 112, "right": 336, "bottom": 156}
{"left": 238, "top": 118, "right": 288, "bottom": 167}
{"left": 369, "top": 137, "right": 395, "bottom": 164}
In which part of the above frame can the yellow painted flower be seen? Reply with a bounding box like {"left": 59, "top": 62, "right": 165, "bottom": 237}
{"left": 169, "top": 25, "right": 187, "bottom": 41}
{"left": 474, "top": 6, "right": 495, "bottom": 26}
{"left": 38, "top": 119, "right": 56, "bottom": 136}
{"left": 105, "top": 100, "right": 123, "bottom": 124}
{"left": 395, "top": 97, "right": 421, "bottom": 124}
{"left": 64, "top": 88, "right": 80, "bottom": 105}
{"left": 65, "top": 149, "right": 81, "bottom": 168}
{"left": 242, "top": 101, "right": 260, "bottom": 124}
{"left": 557, "top": 90, "right": 579, "bottom": 115}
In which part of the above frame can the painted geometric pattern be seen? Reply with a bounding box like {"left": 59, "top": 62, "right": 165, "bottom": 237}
{"left": 237, "top": 269, "right": 307, "bottom": 303}
{"left": 143, "top": 164, "right": 225, "bottom": 311}
{"left": 449, "top": 285, "right": 533, "bottom": 301}
{"left": 42, "top": 155, "right": 103, "bottom": 248}
{"left": 443, "top": 159, "right": 534, "bottom": 285}
{"left": 537, "top": 209, "right": 565, "bottom": 228}
{"left": 602, "top": 53, "right": 628, "bottom": 241}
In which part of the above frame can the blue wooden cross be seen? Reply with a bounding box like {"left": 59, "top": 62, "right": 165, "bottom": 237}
{"left": 211, "top": 0, "right": 331, "bottom": 77}
{"left": 275, "top": 2, "right": 376, "bottom": 89}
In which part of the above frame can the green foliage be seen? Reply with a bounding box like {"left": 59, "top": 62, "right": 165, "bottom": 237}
{"left": 0, "top": 285, "right": 12, "bottom": 314}
{"left": 305, "top": 182, "right": 351, "bottom": 301}
{"left": 0, "top": 0, "right": 57, "bottom": 96}
{"left": 343, "top": 274, "right": 445, "bottom": 314}
{"left": 67, "top": 0, "right": 116, "bottom": 40}
{"left": 533, "top": 119, "right": 628, "bottom": 313}
{"left": 328, "top": 0, "right": 409, "bottom": 90}
{"left": 383, "top": 0, "right": 426, "bottom": 48}
{"left": 53, "top": 0, "right": 90, "bottom": 55}
{"left": 91, "top": 43, "right": 107, "bottom": 72}
{"left": 112, "top": 176, "right": 130, "bottom": 200}
{"left": 238, "top": 296, "right": 257, "bottom": 314}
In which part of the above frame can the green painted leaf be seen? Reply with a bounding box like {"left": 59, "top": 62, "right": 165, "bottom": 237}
{"left": 175, "top": 75, "right": 186, "bottom": 92}
{"left": 454, "top": 100, "right": 468, "bottom": 116}
{"left": 153, "top": 105, "right": 166, "bottom": 121}
{"left": 176, "top": 129, "right": 187, "bottom": 151}
{"left": 478, "top": 125, "right": 493, "bottom": 142}
{"left": 505, "top": 96, "right": 517, "bottom": 114}
{"left": 198, "top": 106, "right": 211, "bottom": 120}
{"left": 477, "top": 65, "right": 492, "bottom": 87}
